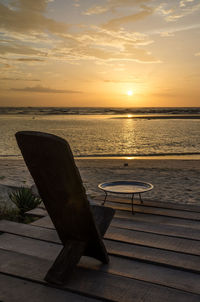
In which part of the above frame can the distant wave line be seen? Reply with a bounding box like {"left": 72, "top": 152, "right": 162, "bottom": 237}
{"left": 1, "top": 152, "right": 200, "bottom": 160}
{"left": 110, "top": 115, "right": 200, "bottom": 120}
{"left": 74, "top": 152, "right": 200, "bottom": 157}
{"left": 0, "top": 107, "right": 200, "bottom": 116}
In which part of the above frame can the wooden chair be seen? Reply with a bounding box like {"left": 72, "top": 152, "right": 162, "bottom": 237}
{"left": 15, "top": 131, "right": 115, "bottom": 285}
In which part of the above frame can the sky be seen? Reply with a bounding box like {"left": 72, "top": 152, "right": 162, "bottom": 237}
{"left": 0, "top": 0, "right": 200, "bottom": 107}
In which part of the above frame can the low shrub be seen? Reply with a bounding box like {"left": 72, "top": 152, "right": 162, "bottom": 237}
{"left": 9, "top": 187, "right": 42, "bottom": 222}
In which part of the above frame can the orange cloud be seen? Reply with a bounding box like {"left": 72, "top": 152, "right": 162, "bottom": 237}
{"left": 10, "top": 86, "right": 82, "bottom": 94}
{"left": 0, "top": 43, "right": 44, "bottom": 55}
{"left": 103, "top": 6, "right": 154, "bottom": 30}
{"left": 83, "top": 0, "right": 151, "bottom": 15}
{"left": 0, "top": 1, "right": 69, "bottom": 35}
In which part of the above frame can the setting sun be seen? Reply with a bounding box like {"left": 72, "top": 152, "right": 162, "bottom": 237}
{"left": 127, "top": 90, "right": 133, "bottom": 96}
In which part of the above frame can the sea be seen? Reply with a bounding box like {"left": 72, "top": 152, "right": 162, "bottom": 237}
{"left": 0, "top": 107, "right": 200, "bottom": 159}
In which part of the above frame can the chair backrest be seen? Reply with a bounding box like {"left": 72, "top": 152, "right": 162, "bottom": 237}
{"left": 15, "top": 131, "right": 101, "bottom": 245}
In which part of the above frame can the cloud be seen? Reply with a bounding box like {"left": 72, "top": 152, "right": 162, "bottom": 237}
{"left": 180, "top": 0, "right": 195, "bottom": 8}
{"left": 73, "top": 0, "right": 80, "bottom": 7}
{"left": 103, "top": 6, "right": 154, "bottom": 30}
{"left": 150, "top": 92, "right": 180, "bottom": 98}
{"left": 157, "top": 1, "right": 200, "bottom": 22}
{"left": 83, "top": 6, "right": 108, "bottom": 16}
{"left": 10, "top": 85, "right": 82, "bottom": 93}
{"left": 0, "top": 0, "right": 158, "bottom": 66}
{"left": 17, "top": 58, "right": 45, "bottom": 62}
{"left": 83, "top": 0, "right": 151, "bottom": 15}
{"left": 103, "top": 77, "right": 143, "bottom": 83}
{"left": 108, "top": 0, "right": 151, "bottom": 6}
{"left": 86, "top": 46, "right": 157, "bottom": 62}
{"left": 13, "top": 0, "right": 53, "bottom": 12}
{"left": 123, "top": 43, "right": 159, "bottom": 63}
{"left": 45, "top": 24, "right": 157, "bottom": 64}
{"left": 0, "top": 78, "right": 40, "bottom": 82}
{"left": 0, "top": 77, "right": 40, "bottom": 82}
{"left": 157, "top": 23, "right": 200, "bottom": 38}
{"left": 53, "top": 36, "right": 158, "bottom": 63}
{"left": 0, "top": 62, "right": 12, "bottom": 69}
{"left": 0, "top": 43, "right": 44, "bottom": 56}
{"left": 0, "top": 1, "right": 69, "bottom": 35}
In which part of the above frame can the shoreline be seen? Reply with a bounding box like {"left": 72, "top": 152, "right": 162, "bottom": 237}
{"left": 1, "top": 154, "right": 200, "bottom": 160}
{"left": 111, "top": 114, "right": 200, "bottom": 120}
{"left": 0, "top": 158, "right": 199, "bottom": 207}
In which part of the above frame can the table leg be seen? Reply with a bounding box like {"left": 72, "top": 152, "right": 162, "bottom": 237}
{"left": 139, "top": 193, "right": 143, "bottom": 204}
{"left": 102, "top": 191, "right": 108, "bottom": 206}
{"left": 131, "top": 193, "right": 135, "bottom": 214}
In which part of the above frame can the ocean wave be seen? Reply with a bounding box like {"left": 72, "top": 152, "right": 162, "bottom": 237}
{"left": 0, "top": 107, "right": 200, "bottom": 116}
{"left": 1, "top": 152, "right": 200, "bottom": 159}
{"left": 74, "top": 152, "right": 200, "bottom": 158}
{"left": 110, "top": 115, "right": 200, "bottom": 120}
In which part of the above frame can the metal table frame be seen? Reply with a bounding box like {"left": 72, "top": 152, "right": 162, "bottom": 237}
{"left": 99, "top": 181, "right": 153, "bottom": 214}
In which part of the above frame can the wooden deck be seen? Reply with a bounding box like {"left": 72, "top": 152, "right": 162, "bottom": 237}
{"left": 0, "top": 196, "right": 200, "bottom": 301}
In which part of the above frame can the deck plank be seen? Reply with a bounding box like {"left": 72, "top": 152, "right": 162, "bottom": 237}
{"left": 0, "top": 273, "right": 100, "bottom": 302}
{"left": 26, "top": 207, "right": 47, "bottom": 217}
{"left": 96, "top": 200, "right": 200, "bottom": 220}
{"left": 0, "top": 220, "right": 60, "bottom": 242}
{"left": 31, "top": 209, "right": 200, "bottom": 231}
{"left": 30, "top": 216, "right": 200, "bottom": 256}
{"left": 2, "top": 219, "right": 200, "bottom": 256}
{"left": 106, "top": 239, "right": 200, "bottom": 272}
{"left": 24, "top": 206, "right": 200, "bottom": 241}
{"left": 114, "top": 210, "right": 200, "bottom": 229}
{"left": 31, "top": 215, "right": 54, "bottom": 228}
{"left": 105, "top": 226, "right": 200, "bottom": 256}
{"left": 112, "top": 217, "right": 200, "bottom": 240}
{"left": 94, "top": 195, "right": 200, "bottom": 212}
{"left": 1, "top": 195, "right": 200, "bottom": 302}
{"left": 1, "top": 220, "right": 200, "bottom": 273}
{"left": 0, "top": 249, "right": 199, "bottom": 302}
{"left": 0, "top": 233, "right": 200, "bottom": 294}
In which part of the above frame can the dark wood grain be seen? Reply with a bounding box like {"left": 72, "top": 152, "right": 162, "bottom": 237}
{"left": 94, "top": 199, "right": 200, "bottom": 220}
{"left": 4, "top": 232, "right": 200, "bottom": 294}
{"left": 0, "top": 249, "right": 199, "bottom": 302}
{"left": 111, "top": 217, "right": 200, "bottom": 240}
{"left": 95, "top": 195, "right": 200, "bottom": 213}
{"left": 0, "top": 273, "right": 100, "bottom": 302}
{"left": 106, "top": 226, "right": 200, "bottom": 255}
{"left": 1, "top": 220, "right": 200, "bottom": 272}
{"left": 114, "top": 210, "right": 200, "bottom": 229}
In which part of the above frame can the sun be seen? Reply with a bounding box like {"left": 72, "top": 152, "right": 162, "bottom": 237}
{"left": 127, "top": 90, "right": 133, "bottom": 96}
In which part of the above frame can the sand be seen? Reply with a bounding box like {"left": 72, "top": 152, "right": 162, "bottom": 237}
{"left": 0, "top": 158, "right": 199, "bottom": 209}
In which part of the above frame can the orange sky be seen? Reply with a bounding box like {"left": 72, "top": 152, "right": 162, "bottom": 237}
{"left": 0, "top": 0, "right": 200, "bottom": 107}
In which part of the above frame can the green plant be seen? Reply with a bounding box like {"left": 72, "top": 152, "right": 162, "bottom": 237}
{"left": 9, "top": 187, "right": 42, "bottom": 220}
{"left": 0, "top": 204, "right": 40, "bottom": 224}
{"left": 0, "top": 205, "right": 19, "bottom": 222}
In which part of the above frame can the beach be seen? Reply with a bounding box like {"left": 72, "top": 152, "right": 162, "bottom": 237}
{"left": 0, "top": 158, "right": 199, "bottom": 209}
